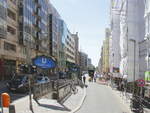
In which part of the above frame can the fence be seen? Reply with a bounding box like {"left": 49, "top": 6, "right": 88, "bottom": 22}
{"left": 33, "top": 82, "right": 53, "bottom": 100}
{"left": 33, "top": 79, "right": 84, "bottom": 103}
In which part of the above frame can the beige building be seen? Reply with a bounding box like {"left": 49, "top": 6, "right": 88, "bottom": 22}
{"left": 99, "top": 28, "right": 110, "bottom": 74}
{"left": 65, "top": 30, "right": 76, "bottom": 63}
{"left": 0, "top": 0, "right": 20, "bottom": 80}
{"left": 71, "top": 32, "right": 79, "bottom": 65}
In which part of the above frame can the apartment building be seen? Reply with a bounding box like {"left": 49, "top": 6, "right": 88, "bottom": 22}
{"left": 0, "top": 0, "right": 19, "bottom": 80}
{"left": 79, "top": 52, "right": 88, "bottom": 72}
{"left": 71, "top": 32, "right": 79, "bottom": 65}
{"left": 18, "top": 0, "right": 49, "bottom": 60}
{"left": 65, "top": 30, "right": 75, "bottom": 63}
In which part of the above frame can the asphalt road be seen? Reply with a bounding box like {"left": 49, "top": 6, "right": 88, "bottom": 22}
{"left": 76, "top": 82, "right": 131, "bottom": 113}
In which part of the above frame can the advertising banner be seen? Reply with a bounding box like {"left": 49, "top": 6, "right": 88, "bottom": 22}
{"left": 145, "top": 71, "right": 150, "bottom": 83}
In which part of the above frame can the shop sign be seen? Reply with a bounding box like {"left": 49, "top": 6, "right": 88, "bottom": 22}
{"left": 33, "top": 55, "right": 56, "bottom": 69}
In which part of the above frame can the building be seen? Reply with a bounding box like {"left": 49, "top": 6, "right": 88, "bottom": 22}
{"left": 145, "top": 0, "right": 150, "bottom": 72}
{"left": 72, "top": 32, "right": 79, "bottom": 65}
{"left": 18, "top": 0, "right": 49, "bottom": 61}
{"left": 87, "top": 58, "right": 92, "bottom": 68}
{"left": 48, "top": 3, "right": 61, "bottom": 60}
{"left": 65, "top": 30, "right": 75, "bottom": 63}
{"left": 79, "top": 52, "right": 88, "bottom": 72}
{"left": 119, "top": 0, "right": 145, "bottom": 82}
{"left": 0, "top": 0, "right": 18, "bottom": 80}
{"left": 110, "top": 0, "right": 121, "bottom": 77}
{"left": 0, "top": 0, "right": 8, "bottom": 80}
{"left": 101, "top": 28, "right": 110, "bottom": 74}
{"left": 139, "top": 40, "right": 147, "bottom": 79}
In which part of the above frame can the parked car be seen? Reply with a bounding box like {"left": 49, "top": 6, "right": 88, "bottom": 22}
{"left": 7, "top": 75, "right": 29, "bottom": 93}
{"left": 36, "top": 75, "right": 50, "bottom": 84}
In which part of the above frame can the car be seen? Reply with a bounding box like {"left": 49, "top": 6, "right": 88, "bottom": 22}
{"left": 7, "top": 75, "right": 29, "bottom": 93}
{"left": 36, "top": 75, "right": 50, "bottom": 84}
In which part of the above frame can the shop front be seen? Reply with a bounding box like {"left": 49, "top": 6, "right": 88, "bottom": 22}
{"left": 0, "top": 59, "right": 16, "bottom": 80}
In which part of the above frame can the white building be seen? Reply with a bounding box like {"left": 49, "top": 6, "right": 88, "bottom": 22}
{"left": 139, "top": 40, "right": 147, "bottom": 78}
{"left": 110, "top": 0, "right": 121, "bottom": 77}
{"left": 119, "top": 0, "right": 145, "bottom": 82}
{"left": 145, "top": 0, "right": 150, "bottom": 71}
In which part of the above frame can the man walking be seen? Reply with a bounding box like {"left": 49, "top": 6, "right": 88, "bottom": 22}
{"left": 83, "top": 75, "right": 86, "bottom": 85}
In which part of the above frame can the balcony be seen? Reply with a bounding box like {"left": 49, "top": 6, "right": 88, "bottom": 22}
{"left": 7, "top": 17, "right": 17, "bottom": 27}
{"left": 7, "top": 0, "right": 17, "bottom": 10}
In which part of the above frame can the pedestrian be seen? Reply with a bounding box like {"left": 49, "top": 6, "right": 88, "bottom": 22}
{"left": 83, "top": 75, "right": 86, "bottom": 85}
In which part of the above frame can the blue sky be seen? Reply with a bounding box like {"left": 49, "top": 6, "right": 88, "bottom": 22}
{"left": 51, "top": 0, "right": 110, "bottom": 66}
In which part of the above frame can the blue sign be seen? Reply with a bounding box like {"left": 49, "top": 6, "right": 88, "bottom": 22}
{"left": 33, "top": 56, "right": 56, "bottom": 69}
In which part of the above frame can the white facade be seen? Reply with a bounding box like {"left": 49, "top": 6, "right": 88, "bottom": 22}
{"left": 139, "top": 40, "right": 147, "bottom": 79}
{"left": 110, "top": 0, "right": 122, "bottom": 77}
{"left": 145, "top": 0, "right": 150, "bottom": 71}
{"left": 120, "top": 0, "right": 145, "bottom": 82}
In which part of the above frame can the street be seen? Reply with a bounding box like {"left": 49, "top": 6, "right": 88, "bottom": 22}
{"left": 76, "top": 82, "right": 131, "bottom": 113}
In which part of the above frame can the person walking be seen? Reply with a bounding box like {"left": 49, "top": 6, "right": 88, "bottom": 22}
{"left": 83, "top": 75, "right": 86, "bottom": 85}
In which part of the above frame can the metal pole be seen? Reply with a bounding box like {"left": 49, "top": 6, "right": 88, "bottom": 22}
{"left": 1, "top": 95, "right": 3, "bottom": 113}
{"left": 29, "top": 75, "right": 33, "bottom": 112}
{"left": 133, "top": 40, "right": 136, "bottom": 95}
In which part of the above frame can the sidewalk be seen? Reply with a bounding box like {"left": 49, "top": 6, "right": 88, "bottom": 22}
{"left": 110, "top": 86, "right": 150, "bottom": 113}
{"left": 1, "top": 86, "right": 86, "bottom": 113}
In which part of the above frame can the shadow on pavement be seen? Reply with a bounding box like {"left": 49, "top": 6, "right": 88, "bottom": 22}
{"left": 0, "top": 89, "right": 28, "bottom": 107}
{"left": 38, "top": 103, "right": 71, "bottom": 111}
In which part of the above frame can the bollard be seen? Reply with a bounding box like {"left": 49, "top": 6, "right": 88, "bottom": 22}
{"left": 1, "top": 93, "right": 10, "bottom": 113}
{"left": 9, "top": 105, "right": 16, "bottom": 113}
{"left": 1, "top": 93, "right": 10, "bottom": 107}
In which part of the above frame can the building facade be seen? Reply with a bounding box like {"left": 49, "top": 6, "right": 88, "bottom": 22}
{"left": 110, "top": 0, "right": 121, "bottom": 77}
{"left": 102, "top": 28, "right": 110, "bottom": 74}
{"left": 139, "top": 40, "right": 147, "bottom": 78}
{"left": 119, "top": 0, "right": 145, "bottom": 81}
{"left": 18, "top": 0, "right": 49, "bottom": 60}
{"left": 0, "top": 0, "right": 18, "bottom": 80}
{"left": 87, "top": 58, "right": 92, "bottom": 68}
{"left": 72, "top": 32, "right": 79, "bottom": 65}
{"left": 145, "top": 0, "right": 150, "bottom": 72}
{"left": 65, "top": 30, "right": 75, "bottom": 63}
{"left": 79, "top": 52, "right": 88, "bottom": 72}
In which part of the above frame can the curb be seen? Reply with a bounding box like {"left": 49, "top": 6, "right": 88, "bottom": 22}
{"left": 69, "top": 88, "right": 87, "bottom": 113}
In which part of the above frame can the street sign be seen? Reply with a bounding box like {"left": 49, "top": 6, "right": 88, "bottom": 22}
{"left": 136, "top": 79, "right": 145, "bottom": 87}
{"left": 33, "top": 55, "right": 56, "bottom": 69}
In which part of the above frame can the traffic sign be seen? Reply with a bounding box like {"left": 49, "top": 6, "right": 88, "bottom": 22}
{"left": 136, "top": 79, "right": 145, "bottom": 87}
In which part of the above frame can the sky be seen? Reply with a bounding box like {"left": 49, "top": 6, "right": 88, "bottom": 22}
{"left": 51, "top": 0, "right": 110, "bottom": 66}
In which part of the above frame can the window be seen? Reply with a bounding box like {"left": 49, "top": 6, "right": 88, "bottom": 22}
{"left": 7, "top": 25, "right": 16, "bottom": 35}
{"left": 4, "top": 42, "right": 16, "bottom": 52}
{"left": 7, "top": 9, "right": 16, "bottom": 21}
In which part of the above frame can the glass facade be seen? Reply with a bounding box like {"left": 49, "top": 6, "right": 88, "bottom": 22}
{"left": 49, "top": 14, "right": 59, "bottom": 58}
{"left": 19, "top": 0, "right": 49, "bottom": 51}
